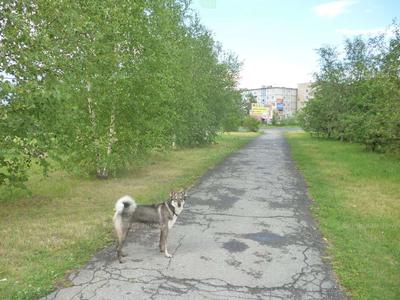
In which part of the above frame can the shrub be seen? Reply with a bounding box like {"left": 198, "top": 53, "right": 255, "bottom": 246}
{"left": 243, "top": 116, "right": 261, "bottom": 132}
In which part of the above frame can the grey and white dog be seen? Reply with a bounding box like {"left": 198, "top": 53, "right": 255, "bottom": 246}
{"left": 113, "top": 190, "right": 186, "bottom": 263}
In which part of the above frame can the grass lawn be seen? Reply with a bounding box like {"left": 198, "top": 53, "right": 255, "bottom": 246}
{"left": 286, "top": 132, "right": 400, "bottom": 300}
{"left": 0, "top": 132, "right": 259, "bottom": 300}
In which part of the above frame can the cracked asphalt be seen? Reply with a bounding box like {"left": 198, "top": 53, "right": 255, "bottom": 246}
{"left": 44, "top": 128, "right": 347, "bottom": 300}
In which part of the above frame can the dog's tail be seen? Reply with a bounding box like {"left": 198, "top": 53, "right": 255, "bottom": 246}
{"left": 114, "top": 195, "right": 137, "bottom": 215}
{"left": 114, "top": 195, "right": 137, "bottom": 263}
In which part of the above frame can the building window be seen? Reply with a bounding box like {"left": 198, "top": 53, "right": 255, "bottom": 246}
{"left": 261, "top": 88, "right": 266, "bottom": 97}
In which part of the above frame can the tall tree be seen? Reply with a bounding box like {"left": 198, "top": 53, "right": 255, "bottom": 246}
{"left": 0, "top": 0, "right": 244, "bottom": 186}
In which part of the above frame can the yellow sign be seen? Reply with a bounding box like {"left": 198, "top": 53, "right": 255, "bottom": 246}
{"left": 250, "top": 103, "right": 269, "bottom": 116}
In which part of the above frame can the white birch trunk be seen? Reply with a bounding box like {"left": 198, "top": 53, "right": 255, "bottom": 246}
{"left": 96, "top": 105, "right": 117, "bottom": 179}
{"left": 107, "top": 105, "right": 116, "bottom": 156}
{"left": 86, "top": 82, "right": 105, "bottom": 178}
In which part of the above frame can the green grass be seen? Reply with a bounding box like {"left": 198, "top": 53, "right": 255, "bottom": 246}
{"left": 0, "top": 132, "right": 259, "bottom": 300}
{"left": 286, "top": 132, "right": 400, "bottom": 300}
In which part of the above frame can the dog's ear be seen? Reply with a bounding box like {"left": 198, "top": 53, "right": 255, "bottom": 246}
{"left": 169, "top": 191, "right": 175, "bottom": 199}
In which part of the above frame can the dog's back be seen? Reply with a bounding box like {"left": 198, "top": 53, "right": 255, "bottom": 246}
{"left": 130, "top": 204, "right": 161, "bottom": 224}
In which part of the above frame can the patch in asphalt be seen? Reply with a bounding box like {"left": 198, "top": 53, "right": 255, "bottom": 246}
{"left": 242, "top": 231, "right": 286, "bottom": 245}
{"left": 222, "top": 239, "right": 249, "bottom": 253}
{"left": 190, "top": 193, "right": 241, "bottom": 210}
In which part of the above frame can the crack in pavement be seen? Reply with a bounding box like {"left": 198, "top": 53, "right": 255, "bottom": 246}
{"left": 43, "top": 128, "right": 348, "bottom": 300}
{"left": 166, "top": 235, "right": 186, "bottom": 271}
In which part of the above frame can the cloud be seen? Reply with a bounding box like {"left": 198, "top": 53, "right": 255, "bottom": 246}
{"left": 313, "top": 0, "right": 358, "bottom": 18}
{"left": 239, "top": 59, "right": 315, "bottom": 89}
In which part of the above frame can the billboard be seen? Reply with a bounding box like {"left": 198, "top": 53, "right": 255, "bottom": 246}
{"left": 276, "top": 103, "right": 284, "bottom": 111}
{"left": 250, "top": 103, "right": 269, "bottom": 118}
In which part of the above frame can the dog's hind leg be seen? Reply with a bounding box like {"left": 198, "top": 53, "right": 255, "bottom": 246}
{"left": 116, "top": 224, "right": 130, "bottom": 263}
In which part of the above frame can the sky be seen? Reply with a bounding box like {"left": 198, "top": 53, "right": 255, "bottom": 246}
{"left": 190, "top": 0, "right": 400, "bottom": 89}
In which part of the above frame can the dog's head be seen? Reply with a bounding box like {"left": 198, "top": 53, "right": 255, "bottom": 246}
{"left": 169, "top": 190, "right": 186, "bottom": 215}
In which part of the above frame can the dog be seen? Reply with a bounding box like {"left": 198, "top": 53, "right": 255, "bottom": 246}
{"left": 113, "top": 190, "right": 186, "bottom": 263}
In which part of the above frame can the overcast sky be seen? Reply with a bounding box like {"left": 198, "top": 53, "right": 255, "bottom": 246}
{"left": 190, "top": 0, "right": 400, "bottom": 89}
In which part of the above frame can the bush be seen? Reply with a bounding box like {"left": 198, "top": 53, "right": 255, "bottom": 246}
{"left": 222, "top": 112, "right": 241, "bottom": 132}
{"left": 243, "top": 116, "right": 261, "bottom": 132}
{"left": 271, "top": 111, "right": 279, "bottom": 125}
{"left": 280, "top": 115, "right": 299, "bottom": 126}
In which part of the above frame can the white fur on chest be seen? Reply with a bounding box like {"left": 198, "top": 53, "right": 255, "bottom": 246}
{"left": 168, "top": 215, "right": 178, "bottom": 229}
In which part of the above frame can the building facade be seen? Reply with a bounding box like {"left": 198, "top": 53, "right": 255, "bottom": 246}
{"left": 242, "top": 85, "right": 298, "bottom": 120}
{"left": 297, "top": 82, "right": 314, "bottom": 110}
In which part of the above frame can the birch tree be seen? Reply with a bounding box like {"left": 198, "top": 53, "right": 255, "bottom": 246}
{"left": 0, "top": 0, "right": 244, "bottom": 185}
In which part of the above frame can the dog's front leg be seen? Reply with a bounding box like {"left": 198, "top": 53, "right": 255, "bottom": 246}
{"left": 159, "top": 225, "right": 172, "bottom": 258}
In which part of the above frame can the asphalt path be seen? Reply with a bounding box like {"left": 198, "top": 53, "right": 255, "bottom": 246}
{"left": 44, "top": 128, "right": 347, "bottom": 300}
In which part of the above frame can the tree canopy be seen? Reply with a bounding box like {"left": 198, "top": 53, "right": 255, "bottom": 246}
{"left": 0, "top": 0, "right": 244, "bottom": 185}
{"left": 299, "top": 23, "right": 400, "bottom": 152}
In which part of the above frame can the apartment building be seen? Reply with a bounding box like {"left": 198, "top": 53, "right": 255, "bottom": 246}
{"left": 242, "top": 85, "right": 298, "bottom": 120}
{"left": 297, "top": 82, "right": 314, "bottom": 110}
{"left": 266, "top": 86, "right": 297, "bottom": 118}
{"left": 242, "top": 85, "right": 268, "bottom": 105}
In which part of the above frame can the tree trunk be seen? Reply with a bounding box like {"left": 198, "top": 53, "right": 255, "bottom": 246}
{"left": 86, "top": 82, "right": 106, "bottom": 178}
{"left": 107, "top": 105, "right": 116, "bottom": 156}
{"left": 96, "top": 105, "right": 117, "bottom": 179}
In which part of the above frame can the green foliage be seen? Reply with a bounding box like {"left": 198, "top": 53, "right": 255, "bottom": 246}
{"left": 0, "top": 136, "right": 48, "bottom": 189}
{"left": 269, "top": 114, "right": 299, "bottom": 127}
{"left": 242, "top": 92, "right": 257, "bottom": 115}
{"left": 281, "top": 115, "right": 299, "bottom": 126}
{"left": 300, "top": 22, "right": 400, "bottom": 152}
{"left": 271, "top": 110, "right": 279, "bottom": 125}
{"left": 242, "top": 116, "right": 261, "bottom": 132}
{"left": 0, "top": 0, "right": 243, "bottom": 185}
{"left": 222, "top": 112, "right": 242, "bottom": 131}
